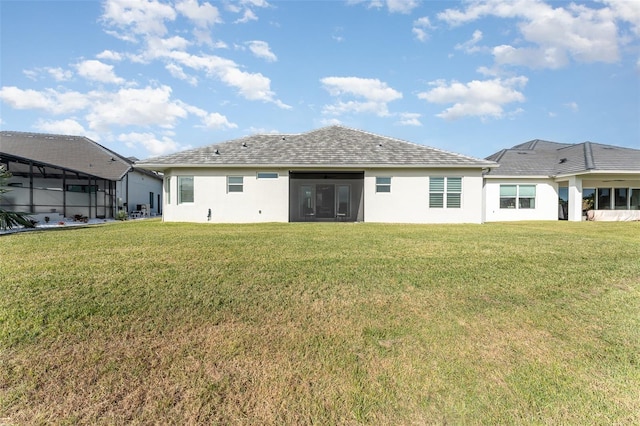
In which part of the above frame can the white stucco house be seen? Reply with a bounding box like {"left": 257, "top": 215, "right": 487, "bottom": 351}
{"left": 0, "top": 131, "right": 163, "bottom": 222}
{"left": 484, "top": 140, "right": 640, "bottom": 222}
{"left": 137, "top": 126, "right": 498, "bottom": 224}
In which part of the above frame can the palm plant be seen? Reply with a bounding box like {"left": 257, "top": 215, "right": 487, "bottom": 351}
{"left": 0, "top": 165, "right": 35, "bottom": 230}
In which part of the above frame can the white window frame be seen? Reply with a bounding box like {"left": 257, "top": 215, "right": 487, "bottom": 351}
{"left": 376, "top": 177, "right": 391, "bottom": 193}
{"left": 500, "top": 184, "right": 536, "bottom": 209}
{"left": 177, "top": 176, "right": 194, "bottom": 204}
{"left": 227, "top": 176, "right": 244, "bottom": 193}
{"left": 257, "top": 172, "right": 278, "bottom": 179}
{"left": 429, "top": 177, "right": 462, "bottom": 209}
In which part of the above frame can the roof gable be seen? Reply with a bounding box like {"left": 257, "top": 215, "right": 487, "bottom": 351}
{"left": 138, "top": 126, "right": 496, "bottom": 169}
{"left": 0, "top": 131, "right": 131, "bottom": 181}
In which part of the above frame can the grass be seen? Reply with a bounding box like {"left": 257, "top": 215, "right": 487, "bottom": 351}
{"left": 1, "top": 220, "right": 639, "bottom": 424}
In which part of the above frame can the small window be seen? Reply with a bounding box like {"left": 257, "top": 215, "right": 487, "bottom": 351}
{"left": 178, "top": 176, "right": 194, "bottom": 204}
{"left": 165, "top": 177, "right": 171, "bottom": 204}
{"left": 228, "top": 176, "right": 243, "bottom": 193}
{"left": 149, "top": 192, "right": 154, "bottom": 208}
{"left": 257, "top": 172, "right": 278, "bottom": 179}
{"left": 376, "top": 177, "right": 391, "bottom": 193}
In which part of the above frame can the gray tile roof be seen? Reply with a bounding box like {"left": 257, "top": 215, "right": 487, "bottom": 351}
{"left": 0, "top": 131, "right": 131, "bottom": 181}
{"left": 138, "top": 125, "right": 496, "bottom": 170}
{"left": 485, "top": 139, "right": 640, "bottom": 177}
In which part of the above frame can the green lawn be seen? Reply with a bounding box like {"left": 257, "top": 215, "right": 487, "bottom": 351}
{"left": 1, "top": 220, "right": 639, "bottom": 424}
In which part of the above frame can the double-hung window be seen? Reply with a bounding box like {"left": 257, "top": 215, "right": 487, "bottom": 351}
{"left": 429, "top": 177, "right": 462, "bottom": 208}
{"left": 376, "top": 177, "right": 391, "bottom": 193}
{"left": 500, "top": 184, "right": 535, "bottom": 209}
{"left": 178, "top": 176, "right": 194, "bottom": 204}
{"left": 228, "top": 176, "right": 243, "bottom": 193}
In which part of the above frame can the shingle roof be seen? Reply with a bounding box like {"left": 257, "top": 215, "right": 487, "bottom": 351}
{"left": 0, "top": 131, "right": 132, "bottom": 181}
{"left": 485, "top": 139, "right": 640, "bottom": 177}
{"left": 138, "top": 125, "right": 496, "bottom": 170}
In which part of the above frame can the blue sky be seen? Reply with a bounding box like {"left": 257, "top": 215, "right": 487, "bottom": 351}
{"left": 1, "top": 0, "right": 639, "bottom": 160}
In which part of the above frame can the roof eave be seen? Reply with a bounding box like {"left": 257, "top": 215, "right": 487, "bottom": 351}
{"left": 554, "top": 169, "right": 640, "bottom": 179}
{"left": 136, "top": 162, "right": 497, "bottom": 171}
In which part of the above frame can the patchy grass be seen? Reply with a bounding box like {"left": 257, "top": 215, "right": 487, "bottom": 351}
{"left": 1, "top": 220, "right": 639, "bottom": 424}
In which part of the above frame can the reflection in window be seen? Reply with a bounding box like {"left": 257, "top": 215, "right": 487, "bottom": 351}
{"left": 614, "top": 188, "right": 628, "bottom": 210}
{"left": 597, "top": 188, "right": 611, "bottom": 209}
{"left": 583, "top": 188, "right": 595, "bottom": 211}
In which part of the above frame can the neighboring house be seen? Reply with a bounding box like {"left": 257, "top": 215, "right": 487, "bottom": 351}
{"left": 0, "top": 131, "right": 163, "bottom": 221}
{"left": 136, "top": 126, "right": 497, "bottom": 224}
{"left": 484, "top": 140, "right": 640, "bottom": 222}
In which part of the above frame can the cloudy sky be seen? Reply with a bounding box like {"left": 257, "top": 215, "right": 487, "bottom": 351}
{"left": 1, "top": 0, "right": 639, "bottom": 160}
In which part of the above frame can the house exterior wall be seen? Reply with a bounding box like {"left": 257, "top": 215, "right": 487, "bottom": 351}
{"left": 124, "top": 170, "right": 163, "bottom": 216}
{"left": 162, "top": 168, "right": 290, "bottom": 223}
{"left": 484, "top": 178, "right": 558, "bottom": 222}
{"left": 160, "top": 167, "right": 486, "bottom": 224}
{"left": 364, "top": 169, "right": 485, "bottom": 224}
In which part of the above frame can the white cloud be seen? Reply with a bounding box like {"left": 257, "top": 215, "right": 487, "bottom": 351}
{"left": 418, "top": 76, "right": 528, "bottom": 120}
{"left": 321, "top": 77, "right": 402, "bottom": 103}
{"left": 76, "top": 60, "right": 125, "bottom": 84}
{"left": 118, "top": 131, "right": 185, "bottom": 156}
{"left": 165, "top": 63, "right": 198, "bottom": 86}
{"left": 438, "top": 0, "right": 624, "bottom": 68}
{"left": 386, "top": 0, "right": 419, "bottom": 14}
{"left": 246, "top": 40, "right": 277, "bottom": 62}
{"left": 564, "top": 101, "right": 579, "bottom": 112}
{"left": 395, "top": 112, "right": 422, "bottom": 126}
{"left": 167, "top": 51, "right": 289, "bottom": 107}
{"left": 348, "top": 0, "right": 417, "bottom": 14}
{"left": 175, "top": 0, "right": 222, "bottom": 28}
{"left": 412, "top": 17, "right": 433, "bottom": 42}
{"left": 96, "top": 50, "right": 123, "bottom": 61}
{"left": 321, "top": 76, "right": 403, "bottom": 117}
{"left": 455, "top": 30, "right": 483, "bottom": 53}
{"left": 34, "top": 118, "right": 91, "bottom": 137}
{"left": 101, "top": 0, "right": 176, "bottom": 40}
{"left": 45, "top": 67, "right": 73, "bottom": 82}
{"left": 602, "top": 0, "right": 640, "bottom": 37}
{"left": 201, "top": 112, "right": 238, "bottom": 130}
{"left": 234, "top": 9, "right": 257, "bottom": 24}
{"left": 85, "top": 85, "right": 188, "bottom": 130}
{"left": 0, "top": 87, "right": 92, "bottom": 114}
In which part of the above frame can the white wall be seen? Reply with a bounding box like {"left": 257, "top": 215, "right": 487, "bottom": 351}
{"left": 161, "top": 167, "right": 486, "bottom": 224}
{"left": 484, "top": 178, "right": 558, "bottom": 222}
{"left": 125, "top": 169, "right": 163, "bottom": 215}
{"left": 364, "top": 169, "right": 485, "bottom": 224}
{"left": 162, "top": 168, "right": 290, "bottom": 223}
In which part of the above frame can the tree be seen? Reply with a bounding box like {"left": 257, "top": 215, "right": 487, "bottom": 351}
{"left": 0, "top": 165, "right": 35, "bottom": 230}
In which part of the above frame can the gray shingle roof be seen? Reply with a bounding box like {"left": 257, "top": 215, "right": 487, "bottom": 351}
{"left": 485, "top": 139, "right": 640, "bottom": 177}
{"left": 138, "top": 125, "right": 496, "bottom": 170}
{"left": 1, "top": 131, "right": 132, "bottom": 181}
